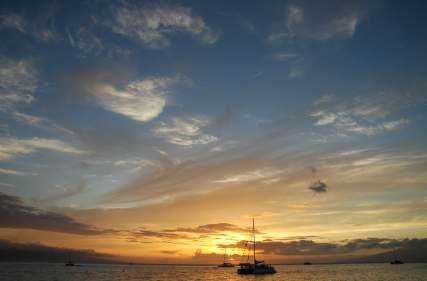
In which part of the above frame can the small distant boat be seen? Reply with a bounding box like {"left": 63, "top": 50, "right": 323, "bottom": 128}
{"left": 303, "top": 262, "right": 312, "bottom": 265}
{"left": 237, "top": 218, "right": 276, "bottom": 275}
{"left": 65, "top": 254, "right": 76, "bottom": 266}
{"left": 218, "top": 248, "right": 234, "bottom": 267}
{"left": 218, "top": 262, "right": 235, "bottom": 267}
{"left": 390, "top": 249, "right": 404, "bottom": 264}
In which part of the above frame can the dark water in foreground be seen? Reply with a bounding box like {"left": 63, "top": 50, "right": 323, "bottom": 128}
{"left": 1, "top": 263, "right": 426, "bottom": 281}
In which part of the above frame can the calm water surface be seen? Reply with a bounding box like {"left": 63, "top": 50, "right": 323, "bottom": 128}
{"left": 1, "top": 263, "right": 426, "bottom": 281}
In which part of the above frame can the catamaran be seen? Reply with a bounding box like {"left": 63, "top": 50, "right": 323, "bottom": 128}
{"left": 237, "top": 218, "right": 276, "bottom": 275}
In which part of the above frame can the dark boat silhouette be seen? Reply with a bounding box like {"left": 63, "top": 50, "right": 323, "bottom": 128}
{"left": 390, "top": 249, "right": 404, "bottom": 264}
{"left": 237, "top": 218, "right": 276, "bottom": 275}
{"left": 303, "top": 262, "right": 312, "bottom": 265}
{"left": 65, "top": 254, "right": 76, "bottom": 266}
{"left": 218, "top": 262, "right": 235, "bottom": 267}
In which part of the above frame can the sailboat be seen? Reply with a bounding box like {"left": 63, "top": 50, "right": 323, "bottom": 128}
{"left": 237, "top": 218, "right": 276, "bottom": 275}
{"left": 390, "top": 248, "right": 404, "bottom": 264}
{"left": 65, "top": 253, "right": 75, "bottom": 266}
{"left": 218, "top": 248, "right": 235, "bottom": 267}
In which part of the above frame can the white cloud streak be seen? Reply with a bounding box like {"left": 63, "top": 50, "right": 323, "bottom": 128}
{"left": 153, "top": 117, "right": 217, "bottom": 146}
{"left": 212, "top": 168, "right": 281, "bottom": 184}
{"left": 0, "top": 167, "right": 38, "bottom": 176}
{"left": 310, "top": 94, "right": 411, "bottom": 136}
{"left": 0, "top": 57, "right": 38, "bottom": 110}
{"left": 0, "top": 138, "right": 85, "bottom": 161}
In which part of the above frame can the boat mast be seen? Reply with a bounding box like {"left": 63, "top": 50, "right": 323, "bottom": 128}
{"left": 253, "top": 217, "right": 255, "bottom": 264}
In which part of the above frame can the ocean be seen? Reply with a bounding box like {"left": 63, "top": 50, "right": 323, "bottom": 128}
{"left": 1, "top": 263, "right": 426, "bottom": 281}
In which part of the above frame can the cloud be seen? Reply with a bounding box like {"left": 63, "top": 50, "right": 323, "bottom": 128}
{"left": 0, "top": 192, "right": 108, "bottom": 235}
{"left": 131, "top": 229, "right": 189, "bottom": 240}
{"left": 66, "top": 65, "right": 186, "bottom": 123}
{"left": 0, "top": 137, "right": 85, "bottom": 161}
{"left": 0, "top": 13, "right": 56, "bottom": 42}
{"left": 92, "top": 77, "right": 177, "bottom": 122}
{"left": 0, "top": 57, "right": 75, "bottom": 134}
{"left": 269, "top": 1, "right": 369, "bottom": 43}
{"left": 103, "top": 157, "right": 271, "bottom": 204}
{"left": 0, "top": 14, "right": 26, "bottom": 32}
{"left": 33, "top": 182, "right": 87, "bottom": 203}
{"left": 0, "top": 167, "right": 38, "bottom": 176}
{"left": 164, "top": 223, "right": 252, "bottom": 234}
{"left": 10, "top": 111, "right": 43, "bottom": 125}
{"left": 161, "top": 250, "right": 178, "bottom": 255}
{"left": 153, "top": 116, "right": 217, "bottom": 146}
{"left": 0, "top": 239, "right": 117, "bottom": 263}
{"left": 313, "top": 94, "right": 334, "bottom": 106}
{"left": 128, "top": 222, "right": 256, "bottom": 244}
{"left": 8, "top": 111, "right": 75, "bottom": 135}
{"left": 0, "top": 57, "right": 38, "bottom": 111}
{"left": 110, "top": 3, "right": 219, "bottom": 48}
{"left": 271, "top": 52, "right": 300, "bottom": 61}
{"left": 309, "top": 180, "right": 328, "bottom": 193}
{"left": 310, "top": 93, "right": 411, "bottom": 136}
{"left": 288, "top": 60, "right": 307, "bottom": 78}
{"left": 225, "top": 237, "right": 427, "bottom": 256}
{"left": 212, "top": 168, "right": 281, "bottom": 184}
{"left": 66, "top": 26, "right": 104, "bottom": 57}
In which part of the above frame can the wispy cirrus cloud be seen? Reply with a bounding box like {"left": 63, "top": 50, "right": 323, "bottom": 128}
{"left": 310, "top": 93, "right": 411, "bottom": 136}
{"left": 0, "top": 167, "right": 38, "bottom": 176}
{"left": 0, "top": 137, "right": 84, "bottom": 161}
{"left": 0, "top": 13, "right": 57, "bottom": 42}
{"left": 153, "top": 116, "right": 217, "bottom": 146}
{"left": 110, "top": 3, "right": 219, "bottom": 48}
{"left": 268, "top": 1, "right": 369, "bottom": 43}
{"left": 103, "top": 157, "right": 271, "bottom": 204}
{"left": 66, "top": 26, "right": 104, "bottom": 57}
{"left": 0, "top": 57, "right": 38, "bottom": 110}
{"left": 0, "top": 14, "right": 26, "bottom": 32}
{"left": 212, "top": 167, "right": 281, "bottom": 184}
{"left": 33, "top": 182, "right": 87, "bottom": 203}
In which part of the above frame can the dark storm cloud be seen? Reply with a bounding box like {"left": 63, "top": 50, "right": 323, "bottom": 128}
{"left": 129, "top": 222, "right": 255, "bottom": 242}
{"left": 164, "top": 223, "right": 253, "bottom": 234}
{"left": 161, "top": 250, "right": 178, "bottom": 255}
{"left": 0, "top": 239, "right": 117, "bottom": 263}
{"left": 0, "top": 192, "right": 109, "bottom": 235}
{"left": 222, "top": 238, "right": 427, "bottom": 256}
{"left": 131, "top": 229, "right": 189, "bottom": 240}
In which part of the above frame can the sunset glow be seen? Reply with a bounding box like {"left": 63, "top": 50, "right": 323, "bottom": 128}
{"left": 1, "top": 0, "right": 427, "bottom": 266}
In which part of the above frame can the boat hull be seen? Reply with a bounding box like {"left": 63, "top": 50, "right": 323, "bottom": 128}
{"left": 237, "top": 264, "right": 276, "bottom": 275}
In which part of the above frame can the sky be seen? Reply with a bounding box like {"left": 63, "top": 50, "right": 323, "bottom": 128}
{"left": 0, "top": 0, "right": 427, "bottom": 264}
